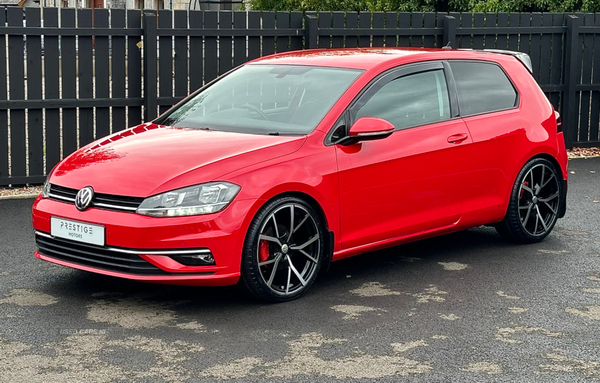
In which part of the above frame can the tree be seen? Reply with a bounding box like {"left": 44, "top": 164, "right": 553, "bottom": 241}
{"left": 246, "top": 0, "right": 600, "bottom": 12}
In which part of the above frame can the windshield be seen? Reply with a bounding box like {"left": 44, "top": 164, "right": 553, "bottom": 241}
{"left": 158, "top": 64, "right": 363, "bottom": 135}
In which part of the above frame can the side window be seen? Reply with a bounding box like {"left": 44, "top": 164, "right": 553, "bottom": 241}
{"left": 450, "top": 61, "right": 518, "bottom": 116}
{"left": 354, "top": 69, "right": 450, "bottom": 131}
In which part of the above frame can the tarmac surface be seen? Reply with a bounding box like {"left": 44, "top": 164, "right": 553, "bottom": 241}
{"left": 0, "top": 157, "right": 599, "bottom": 382}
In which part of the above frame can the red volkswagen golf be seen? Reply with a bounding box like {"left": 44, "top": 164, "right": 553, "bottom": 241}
{"left": 32, "top": 48, "right": 568, "bottom": 301}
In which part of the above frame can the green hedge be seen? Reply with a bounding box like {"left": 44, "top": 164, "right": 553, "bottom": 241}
{"left": 246, "top": 0, "right": 600, "bottom": 13}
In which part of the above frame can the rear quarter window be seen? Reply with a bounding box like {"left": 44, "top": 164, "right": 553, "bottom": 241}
{"left": 450, "top": 61, "right": 518, "bottom": 116}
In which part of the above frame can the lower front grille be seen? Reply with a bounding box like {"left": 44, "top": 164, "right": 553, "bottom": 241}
{"left": 36, "top": 233, "right": 169, "bottom": 276}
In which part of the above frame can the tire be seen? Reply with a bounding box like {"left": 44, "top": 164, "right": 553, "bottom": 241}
{"left": 495, "top": 158, "right": 562, "bottom": 243}
{"left": 240, "top": 196, "right": 326, "bottom": 302}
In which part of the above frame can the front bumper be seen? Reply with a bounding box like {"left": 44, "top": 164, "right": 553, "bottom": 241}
{"left": 32, "top": 195, "right": 256, "bottom": 286}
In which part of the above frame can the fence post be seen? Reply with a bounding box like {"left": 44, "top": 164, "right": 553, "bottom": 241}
{"left": 305, "top": 14, "right": 318, "bottom": 49}
{"left": 563, "top": 14, "right": 581, "bottom": 149}
{"left": 443, "top": 15, "right": 456, "bottom": 48}
{"left": 143, "top": 11, "right": 158, "bottom": 122}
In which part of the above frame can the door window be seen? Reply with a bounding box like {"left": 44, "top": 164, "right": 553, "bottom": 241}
{"left": 354, "top": 69, "right": 451, "bottom": 131}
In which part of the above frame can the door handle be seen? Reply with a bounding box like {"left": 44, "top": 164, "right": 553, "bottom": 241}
{"left": 447, "top": 133, "right": 469, "bottom": 144}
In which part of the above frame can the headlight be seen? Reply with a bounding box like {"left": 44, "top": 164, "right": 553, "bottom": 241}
{"left": 41, "top": 177, "right": 51, "bottom": 198}
{"left": 136, "top": 182, "right": 241, "bottom": 217}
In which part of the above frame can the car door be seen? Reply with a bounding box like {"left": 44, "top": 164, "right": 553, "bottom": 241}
{"left": 334, "top": 62, "right": 474, "bottom": 250}
{"left": 447, "top": 60, "right": 522, "bottom": 223}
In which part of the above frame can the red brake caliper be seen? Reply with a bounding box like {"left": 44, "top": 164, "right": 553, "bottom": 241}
{"left": 259, "top": 240, "right": 270, "bottom": 263}
{"left": 520, "top": 181, "right": 529, "bottom": 199}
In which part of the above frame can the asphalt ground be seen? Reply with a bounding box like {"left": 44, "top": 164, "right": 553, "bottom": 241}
{"left": 0, "top": 158, "right": 599, "bottom": 382}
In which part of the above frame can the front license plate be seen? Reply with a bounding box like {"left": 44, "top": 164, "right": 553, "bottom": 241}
{"left": 50, "top": 217, "right": 105, "bottom": 246}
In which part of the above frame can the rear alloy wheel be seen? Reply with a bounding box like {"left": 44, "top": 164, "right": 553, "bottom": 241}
{"left": 496, "top": 158, "right": 561, "bottom": 243}
{"left": 241, "top": 197, "right": 325, "bottom": 302}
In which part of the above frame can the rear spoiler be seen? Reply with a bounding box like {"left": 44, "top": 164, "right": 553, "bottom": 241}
{"left": 457, "top": 49, "right": 533, "bottom": 73}
{"left": 483, "top": 50, "right": 533, "bottom": 73}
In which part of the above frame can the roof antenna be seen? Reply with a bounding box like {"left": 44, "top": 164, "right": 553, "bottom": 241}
{"left": 443, "top": 41, "right": 452, "bottom": 49}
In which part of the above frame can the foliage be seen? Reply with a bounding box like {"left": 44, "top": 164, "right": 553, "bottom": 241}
{"left": 468, "top": 0, "right": 600, "bottom": 12}
{"left": 246, "top": 0, "right": 600, "bottom": 12}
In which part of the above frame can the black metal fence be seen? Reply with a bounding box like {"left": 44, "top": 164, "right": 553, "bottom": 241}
{"left": 1, "top": 9, "right": 599, "bottom": 186}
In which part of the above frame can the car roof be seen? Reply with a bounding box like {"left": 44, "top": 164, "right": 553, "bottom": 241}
{"left": 247, "top": 47, "right": 520, "bottom": 72}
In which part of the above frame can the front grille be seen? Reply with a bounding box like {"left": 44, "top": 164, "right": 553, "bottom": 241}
{"left": 48, "top": 184, "right": 144, "bottom": 213}
{"left": 36, "top": 233, "right": 169, "bottom": 275}
{"left": 49, "top": 184, "right": 78, "bottom": 201}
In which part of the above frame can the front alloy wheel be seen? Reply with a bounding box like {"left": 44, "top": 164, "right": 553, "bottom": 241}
{"left": 241, "top": 196, "right": 325, "bottom": 302}
{"left": 496, "top": 158, "right": 562, "bottom": 243}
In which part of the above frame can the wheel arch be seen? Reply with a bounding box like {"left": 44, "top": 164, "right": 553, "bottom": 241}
{"left": 239, "top": 190, "right": 335, "bottom": 300}
{"left": 495, "top": 154, "right": 563, "bottom": 242}
{"left": 252, "top": 190, "right": 335, "bottom": 273}
{"left": 507, "top": 148, "right": 565, "bottom": 196}
{"left": 527, "top": 153, "right": 567, "bottom": 218}
{"left": 530, "top": 153, "right": 564, "bottom": 179}
{"left": 513, "top": 145, "right": 563, "bottom": 179}
{"left": 496, "top": 150, "right": 566, "bottom": 223}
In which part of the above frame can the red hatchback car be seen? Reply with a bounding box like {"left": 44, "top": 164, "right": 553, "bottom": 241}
{"left": 32, "top": 48, "right": 568, "bottom": 301}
